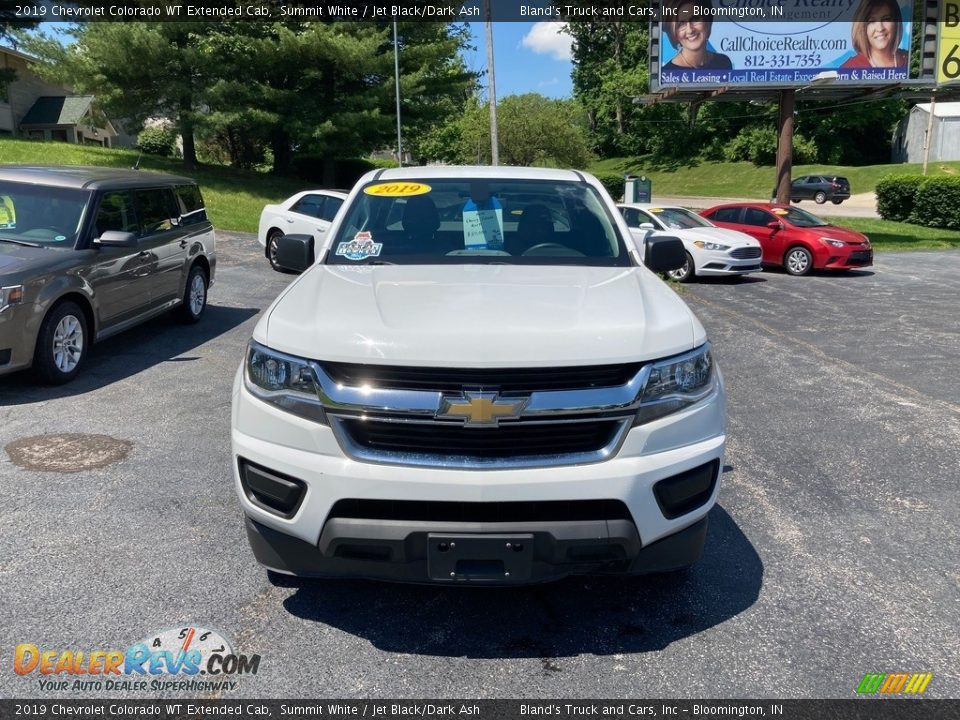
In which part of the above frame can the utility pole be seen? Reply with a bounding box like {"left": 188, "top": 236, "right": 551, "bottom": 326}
{"left": 484, "top": 2, "right": 499, "bottom": 166}
{"left": 393, "top": 20, "right": 403, "bottom": 167}
{"left": 923, "top": 95, "right": 936, "bottom": 176}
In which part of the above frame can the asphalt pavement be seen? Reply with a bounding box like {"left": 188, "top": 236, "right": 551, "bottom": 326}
{"left": 0, "top": 233, "right": 956, "bottom": 699}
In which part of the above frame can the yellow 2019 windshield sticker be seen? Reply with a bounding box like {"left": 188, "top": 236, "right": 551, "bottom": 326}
{"left": 363, "top": 182, "right": 431, "bottom": 197}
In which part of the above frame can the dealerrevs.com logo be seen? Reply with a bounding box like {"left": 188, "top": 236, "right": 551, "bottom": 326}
{"left": 14, "top": 626, "right": 260, "bottom": 693}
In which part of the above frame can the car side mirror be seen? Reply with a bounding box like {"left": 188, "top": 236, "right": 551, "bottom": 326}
{"left": 767, "top": 221, "right": 783, "bottom": 231}
{"left": 639, "top": 222, "right": 655, "bottom": 230}
{"left": 644, "top": 236, "right": 685, "bottom": 273}
{"left": 95, "top": 231, "right": 138, "bottom": 248}
{"left": 276, "top": 233, "right": 314, "bottom": 273}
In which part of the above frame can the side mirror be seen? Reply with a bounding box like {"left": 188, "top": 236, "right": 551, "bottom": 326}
{"left": 767, "top": 221, "right": 783, "bottom": 231}
{"left": 95, "top": 231, "right": 138, "bottom": 248}
{"left": 276, "top": 233, "right": 314, "bottom": 273}
{"left": 639, "top": 222, "right": 656, "bottom": 230}
{"left": 644, "top": 236, "right": 685, "bottom": 273}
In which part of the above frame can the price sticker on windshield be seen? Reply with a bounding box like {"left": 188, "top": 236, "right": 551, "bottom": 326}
{"left": 363, "top": 182, "right": 431, "bottom": 197}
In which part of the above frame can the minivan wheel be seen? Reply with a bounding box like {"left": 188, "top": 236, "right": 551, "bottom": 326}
{"left": 267, "top": 230, "right": 284, "bottom": 271}
{"left": 814, "top": 191, "right": 827, "bottom": 204}
{"left": 177, "top": 264, "right": 208, "bottom": 324}
{"left": 784, "top": 246, "right": 813, "bottom": 276}
{"left": 34, "top": 301, "right": 88, "bottom": 385}
{"left": 667, "top": 252, "right": 695, "bottom": 282}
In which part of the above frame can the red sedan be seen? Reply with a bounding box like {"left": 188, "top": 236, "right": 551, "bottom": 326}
{"left": 700, "top": 203, "right": 872, "bottom": 276}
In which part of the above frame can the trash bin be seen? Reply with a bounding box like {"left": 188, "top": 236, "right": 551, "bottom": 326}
{"left": 624, "top": 175, "right": 652, "bottom": 203}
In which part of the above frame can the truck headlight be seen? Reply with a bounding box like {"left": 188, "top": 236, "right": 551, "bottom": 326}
{"left": 0, "top": 285, "right": 23, "bottom": 312}
{"left": 634, "top": 343, "right": 716, "bottom": 425}
{"left": 244, "top": 341, "right": 327, "bottom": 424}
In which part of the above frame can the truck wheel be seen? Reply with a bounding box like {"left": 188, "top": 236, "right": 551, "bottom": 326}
{"left": 34, "top": 301, "right": 88, "bottom": 385}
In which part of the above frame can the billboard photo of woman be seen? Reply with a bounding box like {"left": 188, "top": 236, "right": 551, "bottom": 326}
{"left": 841, "top": 0, "right": 909, "bottom": 69}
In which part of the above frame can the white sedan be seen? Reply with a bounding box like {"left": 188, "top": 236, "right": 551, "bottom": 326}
{"left": 257, "top": 190, "right": 348, "bottom": 271}
{"left": 618, "top": 203, "right": 762, "bottom": 282}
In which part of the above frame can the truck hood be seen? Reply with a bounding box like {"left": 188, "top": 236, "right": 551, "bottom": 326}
{"left": 258, "top": 265, "right": 704, "bottom": 367}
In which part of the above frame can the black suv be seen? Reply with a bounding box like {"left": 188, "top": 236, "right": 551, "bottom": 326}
{"left": 776, "top": 175, "right": 851, "bottom": 205}
{"left": 0, "top": 166, "right": 216, "bottom": 384}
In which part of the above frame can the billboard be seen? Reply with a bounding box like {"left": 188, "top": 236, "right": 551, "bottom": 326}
{"left": 940, "top": 0, "right": 960, "bottom": 84}
{"left": 656, "top": 0, "right": 914, "bottom": 88}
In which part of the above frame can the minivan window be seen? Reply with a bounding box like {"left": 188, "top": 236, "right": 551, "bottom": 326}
{"left": 132, "top": 188, "right": 177, "bottom": 235}
{"left": 0, "top": 181, "right": 89, "bottom": 247}
{"left": 326, "top": 178, "right": 630, "bottom": 266}
{"left": 95, "top": 191, "right": 139, "bottom": 236}
{"left": 175, "top": 184, "right": 206, "bottom": 225}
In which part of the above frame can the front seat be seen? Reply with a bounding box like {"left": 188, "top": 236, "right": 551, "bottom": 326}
{"left": 401, "top": 195, "right": 441, "bottom": 252}
{"left": 513, "top": 204, "right": 555, "bottom": 254}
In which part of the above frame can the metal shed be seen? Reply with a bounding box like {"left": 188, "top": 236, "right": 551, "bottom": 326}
{"left": 892, "top": 102, "right": 960, "bottom": 163}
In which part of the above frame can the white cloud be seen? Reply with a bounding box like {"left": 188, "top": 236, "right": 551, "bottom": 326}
{"left": 538, "top": 78, "right": 560, "bottom": 88}
{"left": 520, "top": 22, "right": 573, "bottom": 62}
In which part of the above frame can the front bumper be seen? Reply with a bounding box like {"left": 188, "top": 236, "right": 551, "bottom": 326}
{"left": 693, "top": 248, "right": 762, "bottom": 277}
{"left": 0, "top": 302, "right": 38, "bottom": 375}
{"left": 823, "top": 248, "right": 873, "bottom": 269}
{"left": 231, "top": 365, "right": 725, "bottom": 584}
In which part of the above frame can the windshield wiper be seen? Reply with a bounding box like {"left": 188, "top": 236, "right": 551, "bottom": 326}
{"left": 0, "top": 236, "right": 44, "bottom": 248}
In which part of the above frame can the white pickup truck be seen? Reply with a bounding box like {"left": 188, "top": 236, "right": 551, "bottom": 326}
{"left": 231, "top": 166, "right": 725, "bottom": 585}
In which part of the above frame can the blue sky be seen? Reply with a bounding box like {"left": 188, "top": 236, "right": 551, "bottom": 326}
{"left": 463, "top": 23, "right": 574, "bottom": 99}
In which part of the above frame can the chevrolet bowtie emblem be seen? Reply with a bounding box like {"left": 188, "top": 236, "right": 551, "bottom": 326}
{"left": 437, "top": 392, "right": 527, "bottom": 426}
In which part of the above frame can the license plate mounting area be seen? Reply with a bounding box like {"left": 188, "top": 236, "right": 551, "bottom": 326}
{"left": 427, "top": 533, "right": 534, "bottom": 583}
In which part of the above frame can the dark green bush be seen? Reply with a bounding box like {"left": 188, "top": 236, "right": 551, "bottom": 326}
{"left": 136, "top": 126, "right": 176, "bottom": 157}
{"left": 910, "top": 176, "right": 960, "bottom": 230}
{"left": 593, "top": 172, "right": 625, "bottom": 201}
{"left": 723, "top": 126, "right": 817, "bottom": 166}
{"left": 876, "top": 174, "right": 925, "bottom": 222}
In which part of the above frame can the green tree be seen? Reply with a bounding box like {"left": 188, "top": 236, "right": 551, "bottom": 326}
{"left": 456, "top": 94, "right": 592, "bottom": 168}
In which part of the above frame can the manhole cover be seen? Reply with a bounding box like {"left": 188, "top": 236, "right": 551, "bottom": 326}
{"left": 5, "top": 433, "right": 132, "bottom": 473}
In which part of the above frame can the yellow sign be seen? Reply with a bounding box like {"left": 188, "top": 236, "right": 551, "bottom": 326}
{"left": 772, "top": 208, "right": 789, "bottom": 215}
{"left": 0, "top": 195, "right": 15, "bottom": 228}
{"left": 363, "top": 182, "right": 431, "bottom": 197}
{"left": 939, "top": 1, "right": 960, "bottom": 84}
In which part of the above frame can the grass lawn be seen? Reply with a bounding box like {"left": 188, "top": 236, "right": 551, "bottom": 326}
{"left": 821, "top": 217, "right": 960, "bottom": 251}
{"left": 589, "top": 157, "right": 960, "bottom": 199}
{"left": 0, "top": 139, "right": 307, "bottom": 233}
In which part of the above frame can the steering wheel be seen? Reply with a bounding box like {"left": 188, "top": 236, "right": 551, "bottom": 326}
{"left": 521, "top": 243, "right": 585, "bottom": 257}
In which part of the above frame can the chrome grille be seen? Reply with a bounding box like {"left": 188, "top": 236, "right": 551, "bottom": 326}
{"left": 730, "top": 246, "right": 762, "bottom": 259}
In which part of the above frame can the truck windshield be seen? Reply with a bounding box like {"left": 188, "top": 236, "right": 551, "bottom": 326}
{"left": 325, "top": 178, "right": 631, "bottom": 266}
{"left": 0, "top": 181, "right": 89, "bottom": 247}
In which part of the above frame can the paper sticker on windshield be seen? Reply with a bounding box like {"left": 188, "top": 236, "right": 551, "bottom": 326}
{"left": 462, "top": 197, "right": 504, "bottom": 250}
{"left": 337, "top": 233, "right": 382, "bottom": 261}
{"left": 772, "top": 208, "right": 789, "bottom": 215}
{"left": 649, "top": 208, "right": 663, "bottom": 213}
{"left": 363, "top": 182, "right": 431, "bottom": 197}
{"left": 54, "top": 235, "right": 67, "bottom": 242}
{"left": 0, "top": 195, "right": 15, "bottom": 228}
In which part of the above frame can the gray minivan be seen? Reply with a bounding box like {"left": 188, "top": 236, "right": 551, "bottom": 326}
{"left": 0, "top": 166, "right": 216, "bottom": 384}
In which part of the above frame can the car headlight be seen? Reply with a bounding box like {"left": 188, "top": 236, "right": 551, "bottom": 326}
{"left": 693, "top": 240, "right": 730, "bottom": 251}
{"left": 819, "top": 237, "right": 845, "bottom": 248}
{"left": 244, "top": 341, "right": 327, "bottom": 423}
{"left": 0, "top": 285, "right": 23, "bottom": 312}
{"left": 634, "top": 344, "right": 716, "bottom": 425}
{"left": 862, "top": 235, "right": 871, "bottom": 247}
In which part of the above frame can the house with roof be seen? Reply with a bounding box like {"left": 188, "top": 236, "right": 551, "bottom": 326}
{"left": 1, "top": 45, "right": 119, "bottom": 147}
{"left": 892, "top": 102, "right": 960, "bottom": 163}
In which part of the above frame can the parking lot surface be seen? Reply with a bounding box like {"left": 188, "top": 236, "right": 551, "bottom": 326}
{"left": 1, "top": 234, "right": 957, "bottom": 699}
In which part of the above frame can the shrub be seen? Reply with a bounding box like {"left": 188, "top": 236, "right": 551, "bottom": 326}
{"left": 290, "top": 155, "right": 376, "bottom": 188}
{"left": 593, "top": 172, "right": 625, "bottom": 201}
{"left": 910, "top": 176, "right": 960, "bottom": 230}
{"left": 722, "top": 126, "right": 817, "bottom": 166}
{"left": 876, "top": 174, "right": 925, "bottom": 222}
{"left": 136, "top": 126, "right": 176, "bottom": 157}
